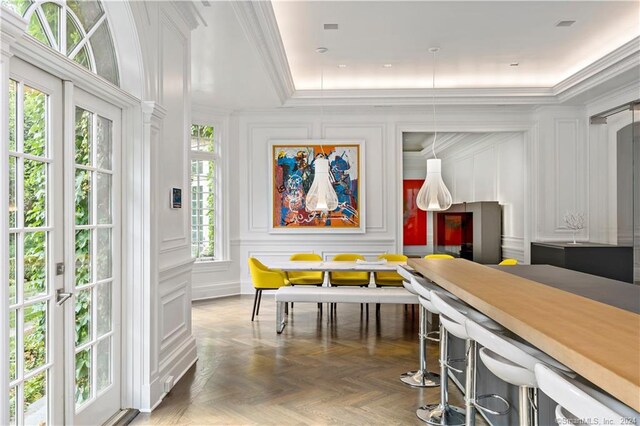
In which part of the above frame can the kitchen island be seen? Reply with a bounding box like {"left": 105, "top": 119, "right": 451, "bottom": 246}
{"left": 407, "top": 258, "right": 640, "bottom": 425}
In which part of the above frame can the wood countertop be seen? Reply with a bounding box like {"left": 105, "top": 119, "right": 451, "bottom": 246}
{"left": 407, "top": 258, "right": 640, "bottom": 412}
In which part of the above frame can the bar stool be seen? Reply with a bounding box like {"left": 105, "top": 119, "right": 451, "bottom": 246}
{"left": 395, "top": 268, "right": 440, "bottom": 388}
{"left": 465, "top": 319, "right": 573, "bottom": 426}
{"left": 415, "top": 291, "right": 465, "bottom": 425}
{"left": 534, "top": 364, "right": 640, "bottom": 425}
{"left": 429, "top": 292, "right": 509, "bottom": 426}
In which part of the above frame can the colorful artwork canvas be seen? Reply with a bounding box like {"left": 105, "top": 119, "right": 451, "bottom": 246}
{"left": 270, "top": 141, "right": 364, "bottom": 233}
{"left": 403, "top": 179, "right": 427, "bottom": 245}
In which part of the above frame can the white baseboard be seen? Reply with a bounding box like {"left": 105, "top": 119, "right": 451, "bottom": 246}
{"left": 191, "top": 280, "right": 241, "bottom": 301}
{"left": 143, "top": 336, "right": 198, "bottom": 412}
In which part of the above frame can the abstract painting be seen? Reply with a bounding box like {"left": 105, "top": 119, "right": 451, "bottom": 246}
{"left": 269, "top": 140, "right": 365, "bottom": 233}
{"left": 403, "top": 179, "right": 427, "bottom": 245}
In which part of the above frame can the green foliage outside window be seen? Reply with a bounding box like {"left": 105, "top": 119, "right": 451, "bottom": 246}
{"left": 191, "top": 124, "right": 217, "bottom": 259}
{"left": 8, "top": 81, "right": 50, "bottom": 421}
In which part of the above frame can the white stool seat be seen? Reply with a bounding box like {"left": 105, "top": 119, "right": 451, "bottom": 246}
{"left": 466, "top": 319, "right": 572, "bottom": 384}
{"left": 431, "top": 292, "right": 504, "bottom": 340}
{"left": 535, "top": 364, "right": 640, "bottom": 425}
{"left": 403, "top": 279, "right": 418, "bottom": 295}
{"left": 480, "top": 348, "right": 537, "bottom": 387}
{"left": 397, "top": 265, "right": 417, "bottom": 282}
{"left": 467, "top": 317, "right": 574, "bottom": 426}
{"left": 418, "top": 294, "right": 440, "bottom": 315}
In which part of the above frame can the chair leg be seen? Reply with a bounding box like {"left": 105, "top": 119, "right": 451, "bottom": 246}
{"left": 318, "top": 303, "right": 322, "bottom": 315}
{"left": 256, "top": 289, "right": 263, "bottom": 316}
{"left": 285, "top": 302, "right": 288, "bottom": 315}
{"left": 251, "top": 290, "right": 259, "bottom": 321}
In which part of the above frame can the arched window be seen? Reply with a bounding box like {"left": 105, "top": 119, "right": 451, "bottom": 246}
{"left": 2, "top": 0, "right": 119, "bottom": 86}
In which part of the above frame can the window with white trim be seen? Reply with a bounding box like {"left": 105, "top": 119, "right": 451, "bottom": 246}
{"left": 190, "top": 124, "right": 219, "bottom": 260}
{"left": 2, "top": 0, "right": 120, "bottom": 86}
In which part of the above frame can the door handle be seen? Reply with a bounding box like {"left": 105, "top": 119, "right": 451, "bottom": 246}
{"left": 56, "top": 289, "right": 73, "bottom": 306}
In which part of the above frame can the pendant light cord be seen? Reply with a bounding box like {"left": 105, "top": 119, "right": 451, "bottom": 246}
{"left": 321, "top": 61, "right": 325, "bottom": 156}
{"left": 431, "top": 49, "right": 438, "bottom": 159}
{"left": 318, "top": 47, "right": 327, "bottom": 157}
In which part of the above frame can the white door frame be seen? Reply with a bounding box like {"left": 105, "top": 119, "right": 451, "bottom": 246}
{"left": 65, "top": 85, "right": 123, "bottom": 425}
{"left": 1, "top": 6, "right": 149, "bottom": 424}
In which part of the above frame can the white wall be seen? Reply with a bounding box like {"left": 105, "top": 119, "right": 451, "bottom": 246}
{"left": 236, "top": 112, "right": 398, "bottom": 294}
{"left": 225, "top": 107, "right": 539, "bottom": 294}
{"left": 439, "top": 132, "right": 526, "bottom": 262}
{"left": 129, "top": 1, "right": 197, "bottom": 411}
{"left": 531, "top": 106, "right": 589, "bottom": 244}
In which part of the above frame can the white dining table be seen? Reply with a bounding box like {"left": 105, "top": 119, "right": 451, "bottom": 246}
{"left": 266, "top": 261, "right": 406, "bottom": 273}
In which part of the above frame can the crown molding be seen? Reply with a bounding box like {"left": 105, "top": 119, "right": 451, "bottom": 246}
{"left": 285, "top": 87, "right": 558, "bottom": 107}
{"left": 0, "top": 6, "right": 27, "bottom": 56}
{"left": 553, "top": 36, "right": 640, "bottom": 100}
{"left": 438, "top": 131, "right": 517, "bottom": 160}
{"left": 423, "top": 133, "right": 474, "bottom": 158}
{"left": 232, "top": 104, "right": 536, "bottom": 116}
{"left": 142, "top": 101, "right": 167, "bottom": 121}
{"left": 170, "top": 1, "right": 202, "bottom": 31}
{"left": 230, "top": 0, "right": 295, "bottom": 104}
{"left": 585, "top": 80, "right": 640, "bottom": 117}
{"left": 242, "top": 4, "right": 639, "bottom": 107}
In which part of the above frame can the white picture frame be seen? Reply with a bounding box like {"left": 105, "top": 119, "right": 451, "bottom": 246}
{"left": 268, "top": 139, "right": 366, "bottom": 234}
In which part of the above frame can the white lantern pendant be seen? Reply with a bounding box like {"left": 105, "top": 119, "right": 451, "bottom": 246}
{"left": 306, "top": 157, "right": 339, "bottom": 213}
{"left": 417, "top": 47, "right": 453, "bottom": 212}
{"left": 416, "top": 158, "right": 452, "bottom": 211}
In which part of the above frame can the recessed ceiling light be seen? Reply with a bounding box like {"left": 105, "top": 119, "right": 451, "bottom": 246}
{"left": 315, "top": 47, "right": 328, "bottom": 54}
{"left": 383, "top": 63, "right": 393, "bottom": 68}
{"left": 337, "top": 64, "right": 347, "bottom": 68}
{"left": 324, "top": 23, "right": 339, "bottom": 30}
{"left": 556, "top": 20, "right": 576, "bottom": 27}
{"left": 510, "top": 62, "right": 519, "bottom": 67}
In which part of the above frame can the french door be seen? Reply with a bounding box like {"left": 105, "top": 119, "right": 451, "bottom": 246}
{"left": 8, "top": 58, "right": 121, "bottom": 425}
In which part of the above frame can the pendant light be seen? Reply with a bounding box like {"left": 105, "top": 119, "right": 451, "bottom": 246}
{"left": 416, "top": 47, "right": 453, "bottom": 212}
{"left": 306, "top": 47, "right": 339, "bottom": 213}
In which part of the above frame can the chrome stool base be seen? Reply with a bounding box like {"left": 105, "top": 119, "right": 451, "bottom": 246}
{"left": 400, "top": 370, "right": 440, "bottom": 388}
{"left": 417, "top": 403, "right": 466, "bottom": 425}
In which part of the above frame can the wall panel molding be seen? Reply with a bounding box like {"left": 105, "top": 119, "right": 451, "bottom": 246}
{"left": 246, "top": 123, "right": 312, "bottom": 232}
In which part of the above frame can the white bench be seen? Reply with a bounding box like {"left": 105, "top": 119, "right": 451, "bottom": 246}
{"left": 274, "top": 286, "right": 419, "bottom": 333}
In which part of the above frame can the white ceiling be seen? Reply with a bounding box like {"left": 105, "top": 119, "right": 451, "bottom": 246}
{"left": 191, "top": 1, "right": 281, "bottom": 109}
{"left": 271, "top": 1, "right": 640, "bottom": 90}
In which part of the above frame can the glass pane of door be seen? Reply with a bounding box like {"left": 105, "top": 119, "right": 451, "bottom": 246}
{"left": 71, "top": 89, "right": 121, "bottom": 425}
{"left": 8, "top": 59, "right": 64, "bottom": 426}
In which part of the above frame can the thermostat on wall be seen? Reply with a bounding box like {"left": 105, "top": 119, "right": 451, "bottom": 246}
{"left": 171, "top": 187, "right": 182, "bottom": 209}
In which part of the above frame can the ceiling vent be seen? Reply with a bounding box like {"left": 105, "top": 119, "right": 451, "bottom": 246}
{"left": 556, "top": 20, "right": 576, "bottom": 27}
{"left": 324, "top": 23, "right": 339, "bottom": 30}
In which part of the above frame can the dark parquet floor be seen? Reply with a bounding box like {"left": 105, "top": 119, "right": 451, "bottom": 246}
{"left": 131, "top": 295, "right": 486, "bottom": 425}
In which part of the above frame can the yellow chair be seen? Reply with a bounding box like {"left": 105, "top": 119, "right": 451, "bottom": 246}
{"left": 425, "top": 254, "right": 455, "bottom": 259}
{"left": 329, "top": 253, "right": 370, "bottom": 286}
{"left": 374, "top": 253, "right": 408, "bottom": 287}
{"left": 374, "top": 253, "right": 408, "bottom": 315}
{"left": 288, "top": 253, "right": 325, "bottom": 285}
{"left": 248, "top": 258, "right": 290, "bottom": 321}
{"left": 499, "top": 258, "right": 518, "bottom": 266}
{"left": 288, "top": 253, "right": 325, "bottom": 313}
{"left": 329, "top": 253, "right": 370, "bottom": 315}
